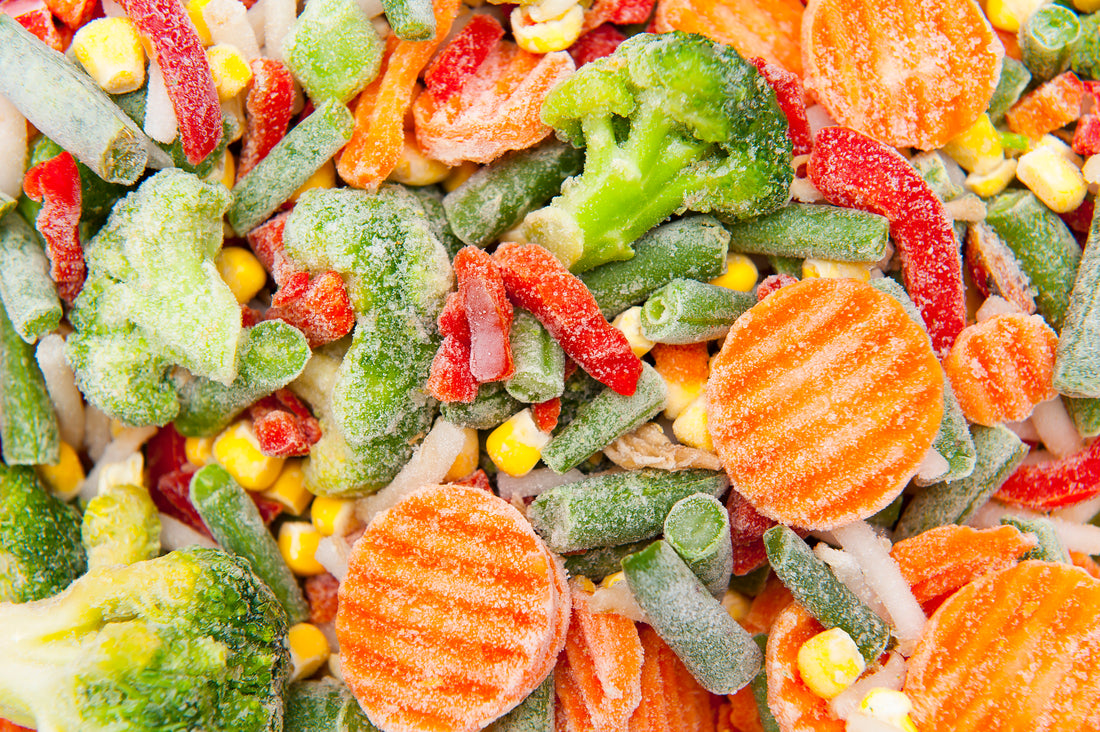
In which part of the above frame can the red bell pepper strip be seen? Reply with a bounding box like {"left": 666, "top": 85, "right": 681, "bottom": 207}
{"left": 246, "top": 212, "right": 297, "bottom": 285}
{"left": 14, "top": 6, "right": 68, "bottom": 50}
{"left": 532, "top": 397, "right": 560, "bottom": 433}
{"left": 454, "top": 246, "right": 513, "bottom": 383}
{"left": 1072, "top": 115, "right": 1100, "bottom": 157}
{"left": 750, "top": 57, "right": 812, "bottom": 157}
{"left": 44, "top": 0, "right": 96, "bottom": 28}
{"left": 727, "top": 491, "right": 776, "bottom": 576}
{"left": 423, "top": 13, "right": 503, "bottom": 103}
{"left": 305, "top": 573, "right": 340, "bottom": 624}
{"left": 249, "top": 388, "right": 322, "bottom": 457}
{"left": 809, "top": 126, "right": 966, "bottom": 355}
{"left": 582, "top": 0, "right": 655, "bottom": 32}
{"left": 1060, "top": 198, "right": 1095, "bottom": 238}
{"left": 238, "top": 58, "right": 295, "bottom": 180}
{"left": 995, "top": 439, "right": 1100, "bottom": 511}
{"left": 450, "top": 467, "right": 493, "bottom": 493}
{"left": 426, "top": 291, "right": 479, "bottom": 403}
{"left": 494, "top": 242, "right": 642, "bottom": 396}
{"left": 151, "top": 465, "right": 213, "bottom": 537}
{"left": 23, "top": 151, "right": 84, "bottom": 304}
{"left": 568, "top": 23, "right": 625, "bottom": 68}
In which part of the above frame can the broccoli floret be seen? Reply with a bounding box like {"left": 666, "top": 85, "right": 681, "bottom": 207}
{"left": 0, "top": 463, "right": 85, "bottom": 603}
{"left": 81, "top": 483, "right": 161, "bottom": 570}
{"left": 520, "top": 31, "right": 793, "bottom": 272}
{"left": 0, "top": 548, "right": 290, "bottom": 732}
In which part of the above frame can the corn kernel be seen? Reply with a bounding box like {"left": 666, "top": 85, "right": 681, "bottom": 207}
{"left": 802, "top": 259, "right": 872, "bottom": 281}
{"left": 212, "top": 421, "right": 285, "bottom": 490}
{"left": 287, "top": 622, "right": 331, "bottom": 681}
{"left": 207, "top": 43, "right": 252, "bottom": 101}
{"left": 859, "top": 688, "right": 919, "bottom": 732}
{"left": 215, "top": 246, "right": 267, "bottom": 304}
{"left": 942, "top": 114, "right": 1003, "bottom": 175}
{"left": 984, "top": 0, "right": 1045, "bottom": 32}
{"left": 36, "top": 441, "right": 85, "bottom": 501}
{"left": 721, "top": 590, "right": 752, "bottom": 622}
{"left": 512, "top": 4, "right": 584, "bottom": 53}
{"left": 1075, "top": 0, "right": 1100, "bottom": 12}
{"left": 486, "top": 409, "right": 551, "bottom": 477}
{"left": 527, "top": 0, "right": 578, "bottom": 22}
{"left": 1033, "top": 133, "right": 1083, "bottom": 165}
{"left": 289, "top": 160, "right": 336, "bottom": 202}
{"left": 662, "top": 373, "right": 706, "bottom": 421}
{"left": 672, "top": 395, "right": 714, "bottom": 452}
{"left": 388, "top": 131, "right": 451, "bottom": 186}
{"left": 612, "top": 306, "right": 654, "bottom": 358}
{"left": 964, "top": 158, "right": 1018, "bottom": 197}
{"left": 186, "top": 0, "right": 215, "bottom": 45}
{"left": 797, "top": 627, "right": 866, "bottom": 699}
{"left": 278, "top": 521, "right": 327, "bottom": 576}
{"left": 443, "top": 161, "right": 479, "bottom": 192}
{"left": 599, "top": 571, "right": 626, "bottom": 589}
{"left": 99, "top": 453, "right": 145, "bottom": 495}
{"left": 261, "top": 460, "right": 312, "bottom": 515}
{"left": 311, "top": 494, "right": 357, "bottom": 537}
{"left": 72, "top": 17, "right": 146, "bottom": 94}
{"left": 709, "top": 253, "right": 759, "bottom": 292}
{"left": 1015, "top": 145, "right": 1088, "bottom": 213}
{"left": 209, "top": 148, "right": 236, "bottom": 188}
{"left": 443, "top": 427, "right": 480, "bottom": 482}
{"left": 185, "top": 436, "right": 215, "bottom": 466}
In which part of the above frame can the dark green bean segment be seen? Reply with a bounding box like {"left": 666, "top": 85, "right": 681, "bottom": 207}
{"left": 562, "top": 540, "right": 651, "bottom": 583}
{"left": 1053, "top": 204, "right": 1100, "bottom": 398}
{"left": 407, "top": 185, "right": 464, "bottom": 259}
{"left": 663, "top": 493, "right": 733, "bottom": 599}
{"left": 1001, "top": 517, "right": 1070, "bottom": 564}
{"left": 441, "top": 381, "right": 522, "bottom": 430}
{"left": 729, "top": 565, "right": 770, "bottom": 596}
{"left": 910, "top": 152, "right": 964, "bottom": 202}
{"left": 640, "top": 278, "right": 754, "bottom": 344}
{"left": 284, "top": 679, "right": 381, "bottom": 732}
{"left": 725, "top": 203, "right": 889, "bottom": 262}
{"left": 1019, "top": 4, "right": 1081, "bottom": 81}
{"left": 1066, "top": 396, "right": 1100, "bottom": 438}
{"left": 527, "top": 468, "right": 727, "bottom": 554}
{"left": 0, "top": 211, "right": 62, "bottom": 344}
{"left": 750, "top": 635, "right": 780, "bottom": 732}
{"left": 505, "top": 309, "right": 566, "bottom": 404}
{"left": 485, "top": 675, "right": 554, "bottom": 732}
{"left": 0, "top": 301, "right": 59, "bottom": 466}
{"left": 987, "top": 57, "right": 1032, "bottom": 123}
{"left": 763, "top": 525, "right": 889, "bottom": 665}
{"left": 1070, "top": 12, "right": 1100, "bottom": 80}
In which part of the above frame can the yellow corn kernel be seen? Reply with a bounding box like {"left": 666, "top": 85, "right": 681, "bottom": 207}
{"left": 216, "top": 246, "right": 267, "bottom": 304}
{"left": 672, "top": 395, "right": 714, "bottom": 453}
{"left": 526, "top": 0, "right": 577, "bottom": 21}
{"left": 287, "top": 623, "right": 331, "bottom": 681}
{"left": 1015, "top": 145, "right": 1088, "bottom": 214}
{"left": 209, "top": 148, "right": 236, "bottom": 188}
{"left": 486, "top": 409, "right": 551, "bottom": 477}
{"left": 599, "top": 571, "right": 626, "bottom": 589}
{"left": 261, "top": 460, "right": 312, "bottom": 515}
{"left": 443, "top": 161, "right": 480, "bottom": 192}
{"left": 721, "top": 590, "right": 752, "bottom": 622}
{"left": 511, "top": 4, "right": 584, "bottom": 53}
{"left": 207, "top": 44, "right": 253, "bottom": 101}
{"left": 443, "top": 427, "right": 480, "bottom": 482}
{"left": 709, "top": 253, "right": 759, "bottom": 292}
{"left": 964, "top": 157, "right": 1018, "bottom": 197}
{"left": 278, "top": 521, "right": 327, "bottom": 576}
{"left": 36, "top": 441, "right": 85, "bottom": 501}
{"left": 1075, "top": 0, "right": 1100, "bottom": 12}
{"left": 802, "top": 259, "right": 872, "bottom": 282}
{"left": 612, "top": 306, "right": 654, "bottom": 358}
{"left": 661, "top": 372, "right": 706, "bottom": 421}
{"left": 796, "top": 627, "right": 866, "bottom": 699}
{"left": 289, "top": 160, "right": 336, "bottom": 202}
{"left": 984, "top": 0, "right": 1044, "bottom": 32}
{"left": 212, "top": 421, "right": 285, "bottom": 490}
{"left": 186, "top": 0, "right": 215, "bottom": 45}
{"left": 574, "top": 576, "right": 597, "bottom": 594}
{"left": 311, "top": 494, "right": 357, "bottom": 537}
{"left": 388, "top": 131, "right": 451, "bottom": 186}
{"left": 941, "top": 114, "right": 1003, "bottom": 175}
{"left": 72, "top": 17, "right": 146, "bottom": 95}
{"left": 859, "top": 688, "right": 919, "bottom": 732}
{"left": 185, "top": 436, "right": 215, "bottom": 466}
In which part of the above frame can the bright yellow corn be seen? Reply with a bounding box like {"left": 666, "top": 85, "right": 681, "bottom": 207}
{"left": 709, "top": 253, "right": 759, "bottom": 292}
{"left": 207, "top": 44, "right": 253, "bottom": 101}
{"left": 443, "top": 427, "right": 481, "bottom": 482}
{"left": 36, "top": 441, "right": 85, "bottom": 501}
{"left": 612, "top": 306, "right": 654, "bottom": 358}
{"left": 721, "top": 589, "right": 751, "bottom": 622}
{"left": 802, "top": 259, "right": 872, "bottom": 282}
{"left": 72, "top": 17, "right": 146, "bottom": 94}
{"left": 287, "top": 623, "right": 331, "bottom": 681}
{"left": 212, "top": 421, "right": 285, "bottom": 491}
{"left": 388, "top": 131, "right": 451, "bottom": 186}
{"left": 215, "top": 246, "right": 267, "bottom": 304}
{"left": 486, "top": 409, "right": 551, "bottom": 477}
{"left": 289, "top": 160, "right": 336, "bottom": 202}
{"left": 511, "top": 4, "right": 584, "bottom": 53}
{"left": 1016, "top": 145, "right": 1089, "bottom": 213}
{"left": 985, "top": 0, "right": 1045, "bottom": 32}
{"left": 186, "top": 0, "right": 215, "bottom": 45}
{"left": 184, "top": 436, "right": 215, "bottom": 466}
{"left": 659, "top": 364, "right": 707, "bottom": 421}
{"left": 672, "top": 395, "right": 714, "bottom": 452}
{"left": 599, "top": 571, "right": 626, "bottom": 589}
{"left": 796, "top": 627, "right": 866, "bottom": 699}
{"left": 443, "top": 161, "right": 480, "bottom": 192}
{"left": 310, "top": 494, "right": 357, "bottom": 537}
{"left": 278, "top": 521, "right": 327, "bottom": 576}
{"left": 859, "top": 688, "right": 920, "bottom": 732}
{"left": 216, "top": 149, "right": 236, "bottom": 189}
{"left": 1075, "top": 0, "right": 1100, "bottom": 12}
{"left": 965, "top": 158, "right": 1018, "bottom": 197}
{"left": 261, "top": 460, "right": 312, "bottom": 516}
{"left": 942, "top": 114, "right": 1003, "bottom": 175}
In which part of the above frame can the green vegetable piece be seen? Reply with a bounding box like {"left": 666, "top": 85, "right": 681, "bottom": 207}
{"left": 986, "top": 57, "right": 1032, "bottom": 123}
{"left": 909, "top": 151, "right": 965, "bottom": 202}
{"left": 1070, "top": 12, "right": 1100, "bottom": 80}
{"left": 729, "top": 565, "right": 770, "bottom": 596}
{"left": 0, "top": 548, "right": 290, "bottom": 732}
{"left": 81, "top": 483, "right": 160, "bottom": 570}
{"left": 0, "top": 301, "right": 60, "bottom": 465}
{"left": 485, "top": 674, "right": 554, "bottom": 732}
{"left": 407, "top": 184, "right": 464, "bottom": 259}
{"left": 282, "top": 0, "right": 384, "bottom": 103}
{"left": 175, "top": 321, "right": 312, "bottom": 437}
{"left": 726, "top": 203, "right": 890, "bottom": 262}
{"left": 622, "top": 539, "right": 761, "bottom": 694}
{"left": 1053, "top": 204, "right": 1100, "bottom": 397}
{"left": 750, "top": 634, "right": 780, "bottom": 732}
{"left": 526, "top": 468, "right": 727, "bottom": 553}
{"left": 894, "top": 424, "right": 1028, "bottom": 541}
{"left": 380, "top": 0, "right": 435, "bottom": 39}
{"left": 555, "top": 368, "right": 605, "bottom": 432}
{"left": 1020, "top": 4, "right": 1081, "bottom": 81}
{"left": 763, "top": 525, "right": 890, "bottom": 664}
{"left": 562, "top": 539, "right": 651, "bottom": 582}
{"left": 441, "top": 381, "right": 522, "bottom": 429}
{"left": 663, "top": 493, "right": 732, "bottom": 598}
{"left": 1000, "top": 516, "right": 1070, "bottom": 564}
{"left": 999, "top": 131, "right": 1031, "bottom": 152}
{"left": 521, "top": 31, "right": 793, "bottom": 272}
{"left": 285, "top": 679, "right": 382, "bottom": 732}
{"left": 1066, "top": 396, "right": 1100, "bottom": 437}
{"left": 24, "top": 135, "right": 128, "bottom": 231}
{"left": 768, "top": 255, "right": 802, "bottom": 278}
{"left": 0, "top": 210, "right": 62, "bottom": 344}
{"left": 0, "top": 193, "right": 12, "bottom": 217}
{"left": 639, "top": 278, "right": 755, "bottom": 344}
{"left": 189, "top": 464, "right": 310, "bottom": 622}
{"left": 0, "top": 463, "right": 85, "bottom": 603}
{"left": 505, "top": 309, "right": 566, "bottom": 403}
{"left": 579, "top": 215, "right": 731, "bottom": 319}
{"left": 540, "top": 363, "right": 667, "bottom": 473}
{"left": 443, "top": 140, "right": 585, "bottom": 248}
{"left": 985, "top": 190, "right": 1080, "bottom": 331}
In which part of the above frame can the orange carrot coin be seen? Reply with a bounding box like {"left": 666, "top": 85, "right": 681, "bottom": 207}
{"left": 800, "top": 0, "right": 1002, "bottom": 149}
{"left": 707, "top": 278, "right": 943, "bottom": 530}
{"left": 764, "top": 604, "right": 844, "bottom": 732}
{"left": 628, "top": 625, "right": 717, "bottom": 732}
{"left": 722, "top": 686, "right": 764, "bottom": 732}
{"left": 942, "top": 313, "right": 1058, "bottom": 426}
{"left": 904, "top": 561, "right": 1100, "bottom": 731}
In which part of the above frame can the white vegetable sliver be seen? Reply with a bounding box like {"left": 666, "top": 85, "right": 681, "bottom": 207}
{"left": 356, "top": 0, "right": 385, "bottom": 17}
{"left": 975, "top": 295, "right": 1020, "bottom": 322}
{"left": 315, "top": 535, "right": 351, "bottom": 581}
{"left": 246, "top": 0, "right": 267, "bottom": 49}
{"left": 0, "top": 93, "right": 27, "bottom": 198}
{"left": 588, "top": 582, "right": 646, "bottom": 622}
{"left": 845, "top": 713, "right": 903, "bottom": 732}
{"left": 1005, "top": 417, "right": 1040, "bottom": 443}
{"left": 970, "top": 501, "right": 1100, "bottom": 555}
{"left": 496, "top": 467, "right": 586, "bottom": 500}
{"left": 913, "top": 447, "right": 949, "bottom": 484}
{"left": 34, "top": 334, "right": 84, "bottom": 449}
{"left": 263, "top": 0, "right": 297, "bottom": 62}
{"left": 1030, "top": 397, "right": 1084, "bottom": 459}
{"left": 159, "top": 514, "right": 219, "bottom": 551}
{"left": 78, "top": 425, "right": 157, "bottom": 502}
{"left": 204, "top": 0, "right": 262, "bottom": 60}
{"left": 84, "top": 405, "right": 113, "bottom": 461}
{"left": 805, "top": 104, "right": 837, "bottom": 136}
{"left": 1053, "top": 494, "right": 1100, "bottom": 524}
{"left": 144, "top": 60, "right": 178, "bottom": 144}
{"left": 813, "top": 543, "right": 889, "bottom": 621}
{"left": 830, "top": 652, "right": 907, "bottom": 720}
{"left": 101, "top": 0, "right": 125, "bottom": 16}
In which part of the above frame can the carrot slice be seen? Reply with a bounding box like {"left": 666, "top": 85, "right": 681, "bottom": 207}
{"left": 764, "top": 604, "right": 845, "bottom": 732}
{"left": 1005, "top": 72, "right": 1085, "bottom": 140}
{"left": 740, "top": 573, "right": 793, "bottom": 636}
{"left": 723, "top": 685, "right": 764, "bottom": 732}
{"left": 904, "top": 561, "right": 1100, "bottom": 731}
{"left": 707, "top": 278, "right": 943, "bottom": 530}
{"left": 628, "top": 625, "right": 717, "bottom": 732}
{"left": 800, "top": 0, "right": 1002, "bottom": 150}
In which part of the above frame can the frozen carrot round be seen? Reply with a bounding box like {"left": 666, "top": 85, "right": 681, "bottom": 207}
{"left": 904, "top": 561, "right": 1100, "bottom": 731}
{"left": 707, "top": 278, "right": 943, "bottom": 530}
{"left": 629, "top": 625, "right": 717, "bottom": 732}
{"left": 764, "top": 604, "right": 845, "bottom": 732}
{"left": 800, "top": 0, "right": 1002, "bottom": 150}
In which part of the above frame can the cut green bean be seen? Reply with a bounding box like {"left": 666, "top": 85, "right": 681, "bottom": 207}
{"left": 1066, "top": 396, "right": 1100, "bottom": 437}
{"left": 763, "top": 525, "right": 889, "bottom": 664}
{"left": 1053, "top": 203, "right": 1100, "bottom": 398}
{"left": 622, "top": 540, "right": 761, "bottom": 694}
{"left": 382, "top": 0, "right": 435, "bottom": 40}
{"left": 505, "top": 309, "right": 565, "bottom": 404}
{"left": 485, "top": 675, "right": 554, "bottom": 732}
{"left": 556, "top": 369, "right": 605, "bottom": 432}
{"left": 910, "top": 151, "right": 964, "bottom": 202}
{"left": 0, "top": 301, "right": 59, "bottom": 465}
{"left": 729, "top": 565, "right": 770, "bottom": 597}
{"left": 0, "top": 211, "right": 61, "bottom": 344}
{"left": 407, "top": 185, "right": 464, "bottom": 259}
{"left": 562, "top": 540, "right": 651, "bottom": 582}
{"left": 750, "top": 635, "right": 780, "bottom": 732}
{"left": 285, "top": 679, "right": 382, "bottom": 732}
{"left": 441, "top": 380, "right": 522, "bottom": 430}
{"left": 526, "top": 468, "right": 727, "bottom": 553}
{"left": 1000, "top": 516, "right": 1070, "bottom": 564}
{"left": 663, "top": 493, "right": 732, "bottom": 599}
{"left": 640, "top": 278, "right": 754, "bottom": 344}
{"left": 768, "top": 255, "right": 802, "bottom": 278}
{"left": 1070, "top": 12, "right": 1100, "bottom": 80}
{"left": 987, "top": 57, "right": 1032, "bottom": 123}
{"left": 1019, "top": 4, "right": 1081, "bottom": 81}
{"left": 725, "top": 203, "right": 889, "bottom": 262}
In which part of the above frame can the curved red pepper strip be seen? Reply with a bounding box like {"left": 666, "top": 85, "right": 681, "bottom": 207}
{"left": 238, "top": 58, "right": 295, "bottom": 180}
{"left": 568, "top": 24, "right": 625, "bottom": 68}
{"left": 426, "top": 292, "right": 479, "bottom": 403}
{"left": 423, "top": 14, "right": 503, "bottom": 103}
{"left": 809, "top": 126, "right": 966, "bottom": 355}
{"left": 532, "top": 397, "right": 560, "bottom": 433}
{"left": 14, "top": 7, "right": 69, "bottom": 50}
{"left": 750, "top": 57, "right": 812, "bottom": 157}
{"left": 23, "top": 151, "right": 84, "bottom": 304}
{"left": 455, "top": 246, "right": 514, "bottom": 383}
{"left": 44, "top": 0, "right": 97, "bottom": 29}
{"left": 995, "top": 439, "right": 1100, "bottom": 511}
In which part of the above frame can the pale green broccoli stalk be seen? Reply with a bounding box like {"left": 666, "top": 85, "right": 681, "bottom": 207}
{"left": 66, "top": 169, "right": 243, "bottom": 426}
{"left": 0, "top": 548, "right": 290, "bottom": 732}
{"left": 284, "top": 678, "right": 382, "bottom": 731}
{"left": 0, "top": 463, "right": 85, "bottom": 603}
{"left": 521, "top": 31, "right": 794, "bottom": 272}
{"left": 81, "top": 483, "right": 161, "bottom": 570}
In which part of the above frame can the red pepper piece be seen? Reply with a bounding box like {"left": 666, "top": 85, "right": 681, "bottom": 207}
{"left": 241, "top": 303, "right": 262, "bottom": 327}
{"left": 238, "top": 58, "right": 295, "bottom": 180}
{"left": 809, "top": 126, "right": 966, "bottom": 355}
{"left": 151, "top": 464, "right": 213, "bottom": 538}
{"left": 249, "top": 388, "right": 322, "bottom": 457}
{"left": 145, "top": 423, "right": 189, "bottom": 485}
{"left": 568, "top": 24, "right": 625, "bottom": 68}
{"left": 450, "top": 468, "right": 493, "bottom": 493}
{"left": 246, "top": 212, "right": 297, "bottom": 285}
{"left": 426, "top": 291, "right": 479, "bottom": 403}
{"left": 726, "top": 491, "right": 775, "bottom": 576}
{"left": 306, "top": 572, "right": 340, "bottom": 624}
{"left": 755, "top": 273, "right": 798, "bottom": 301}
{"left": 455, "top": 246, "right": 514, "bottom": 383}
{"left": 1060, "top": 198, "right": 1095, "bottom": 238}
{"left": 1072, "top": 114, "right": 1100, "bottom": 157}
{"left": 494, "top": 242, "right": 642, "bottom": 396}
{"left": 0, "top": 718, "right": 35, "bottom": 732}
{"left": 14, "top": 6, "right": 68, "bottom": 50}
{"left": 995, "top": 439, "right": 1100, "bottom": 511}
{"left": 265, "top": 270, "right": 356, "bottom": 348}
{"left": 44, "top": 0, "right": 96, "bottom": 28}
{"left": 532, "top": 397, "right": 560, "bottom": 433}
{"left": 423, "top": 14, "right": 504, "bottom": 103}
{"left": 750, "top": 57, "right": 812, "bottom": 156}
{"left": 582, "top": 0, "right": 654, "bottom": 30}
{"left": 252, "top": 492, "right": 284, "bottom": 523}
{"left": 120, "top": 0, "right": 222, "bottom": 164}
{"left": 23, "top": 151, "right": 84, "bottom": 304}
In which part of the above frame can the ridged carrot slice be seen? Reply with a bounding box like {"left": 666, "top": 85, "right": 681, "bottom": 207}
{"left": 337, "top": 484, "right": 564, "bottom": 732}
{"left": 764, "top": 604, "right": 845, "bottom": 732}
{"left": 801, "top": 0, "right": 1002, "bottom": 150}
{"left": 904, "top": 561, "right": 1100, "bottom": 731}
{"left": 628, "top": 625, "right": 717, "bottom": 732}
{"left": 942, "top": 313, "right": 1058, "bottom": 426}
{"left": 707, "top": 278, "right": 943, "bottom": 530}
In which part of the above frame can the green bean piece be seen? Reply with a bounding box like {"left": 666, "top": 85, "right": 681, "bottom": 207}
{"left": 763, "top": 526, "right": 890, "bottom": 664}
{"left": 540, "top": 363, "right": 667, "bottom": 473}
{"left": 999, "top": 131, "right": 1030, "bottom": 152}
{"left": 1020, "top": 4, "right": 1081, "bottom": 81}
{"left": 985, "top": 190, "right": 1080, "bottom": 331}
{"left": 285, "top": 679, "right": 382, "bottom": 732}
{"left": 768, "top": 255, "right": 802, "bottom": 278}
{"left": 1001, "top": 516, "right": 1070, "bottom": 564}
{"left": 556, "top": 365, "right": 608, "bottom": 431}
{"left": 894, "top": 425, "right": 1028, "bottom": 541}
{"left": 578, "top": 216, "right": 731, "bottom": 319}
{"left": 382, "top": 0, "right": 435, "bottom": 39}
{"left": 0, "top": 302, "right": 59, "bottom": 466}
{"left": 663, "top": 493, "right": 733, "bottom": 599}
{"left": 986, "top": 57, "right": 1032, "bottom": 123}
{"left": 441, "top": 381, "right": 522, "bottom": 430}
{"left": 562, "top": 540, "right": 651, "bottom": 582}
{"left": 750, "top": 635, "right": 781, "bottom": 732}
{"left": 1070, "top": 12, "right": 1099, "bottom": 80}
{"left": 444, "top": 140, "right": 584, "bottom": 248}
{"left": 407, "top": 185, "right": 464, "bottom": 259}
{"left": 867, "top": 494, "right": 905, "bottom": 530}
{"left": 282, "top": 0, "right": 383, "bottom": 103}
{"left": 485, "top": 675, "right": 554, "bottom": 732}
{"left": 1053, "top": 203, "right": 1100, "bottom": 397}
{"left": 0, "top": 211, "right": 62, "bottom": 344}
{"left": 526, "top": 468, "right": 725, "bottom": 553}
{"left": 909, "top": 151, "right": 965, "bottom": 202}
{"left": 725, "top": 203, "right": 889, "bottom": 262}
{"left": 729, "top": 565, "right": 770, "bottom": 596}
{"left": 1066, "top": 396, "right": 1100, "bottom": 437}
{"left": 505, "top": 309, "right": 566, "bottom": 404}
{"left": 622, "top": 540, "right": 761, "bottom": 694}
{"left": 639, "top": 278, "right": 754, "bottom": 344}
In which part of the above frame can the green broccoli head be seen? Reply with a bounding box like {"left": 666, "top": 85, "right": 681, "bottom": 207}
{"left": 0, "top": 548, "right": 290, "bottom": 732}
{"left": 0, "top": 463, "right": 86, "bottom": 603}
{"left": 81, "top": 483, "right": 161, "bottom": 570}
{"left": 523, "top": 31, "right": 794, "bottom": 272}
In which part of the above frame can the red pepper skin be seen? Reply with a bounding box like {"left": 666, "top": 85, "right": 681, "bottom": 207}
{"left": 809, "top": 126, "right": 966, "bottom": 354}
{"left": 306, "top": 573, "right": 340, "bottom": 624}
{"left": 454, "top": 246, "right": 513, "bottom": 383}
{"left": 750, "top": 57, "right": 812, "bottom": 157}
{"left": 151, "top": 465, "right": 213, "bottom": 538}
{"left": 249, "top": 389, "right": 322, "bottom": 457}
{"left": 995, "top": 439, "right": 1100, "bottom": 511}
{"left": 1072, "top": 114, "right": 1100, "bottom": 157}
{"left": 532, "top": 397, "right": 560, "bottom": 433}
{"left": 423, "top": 14, "right": 504, "bottom": 103}
{"left": 727, "top": 491, "right": 776, "bottom": 576}
{"left": 450, "top": 468, "right": 493, "bottom": 493}
{"left": 246, "top": 212, "right": 296, "bottom": 285}
{"left": 755, "top": 273, "right": 798, "bottom": 301}
{"left": 426, "top": 292, "right": 479, "bottom": 403}
{"left": 568, "top": 24, "right": 625, "bottom": 68}
{"left": 23, "top": 151, "right": 84, "bottom": 303}
{"left": 44, "top": 0, "right": 97, "bottom": 28}
{"left": 14, "top": 6, "right": 69, "bottom": 50}
{"left": 238, "top": 58, "right": 295, "bottom": 180}
{"left": 1060, "top": 198, "right": 1095, "bottom": 238}
{"left": 494, "top": 242, "right": 641, "bottom": 396}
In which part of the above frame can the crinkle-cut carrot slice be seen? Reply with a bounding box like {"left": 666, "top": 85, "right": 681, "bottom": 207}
{"left": 942, "top": 313, "right": 1058, "bottom": 427}
{"left": 764, "top": 604, "right": 845, "bottom": 732}
{"left": 1005, "top": 72, "right": 1085, "bottom": 141}
{"left": 889, "top": 524, "right": 1038, "bottom": 614}
{"left": 337, "top": 484, "right": 564, "bottom": 732}
{"left": 652, "top": 0, "right": 803, "bottom": 76}
{"left": 904, "top": 561, "right": 1100, "bottom": 732}
{"left": 1071, "top": 551, "right": 1100, "bottom": 580}
{"left": 722, "top": 685, "right": 763, "bottom": 732}
{"left": 707, "top": 278, "right": 943, "bottom": 530}
{"left": 739, "top": 573, "right": 793, "bottom": 636}
{"left": 800, "top": 0, "right": 1002, "bottom": 150}
{"left": 628, "top": 625, "right": 717, "bottom": 732}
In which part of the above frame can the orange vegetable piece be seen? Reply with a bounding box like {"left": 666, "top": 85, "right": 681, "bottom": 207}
{"left": 652, "top": 0, "right": 803, "bottom": 76}
{"left": 740, "top": 573, "right": 793, "bottom": 636}
{"left": 1005, "top": 72, "right": 1085, "bottom": 140}
{"left": 942, "top": 313, "right": 1058, "bottom": 426}
{"left": 707, "top": 278, "right": 943, "bottom": 530}
{"left": 628, "top": 625, "right": 717, "bottom": 732}
{"left": 800, "top": 0, "right": 1002, "bottom": 150}
{"left": 904, "top": 561, "right": 1100, "bottom": 731}
{"left": 1071, "top": 551, "right": 1100, "bottom": 580}
{"left": 764, "top": 604, "right": 844, "bottom": 732}
{"left": 722, "top": 686, "right": 764, "bottom": 732}
{"left": 651, "top": 342, "right": 710, "bottom": 387}
{"left": 336, "top": 484, "right": 567, "bottom": 732}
